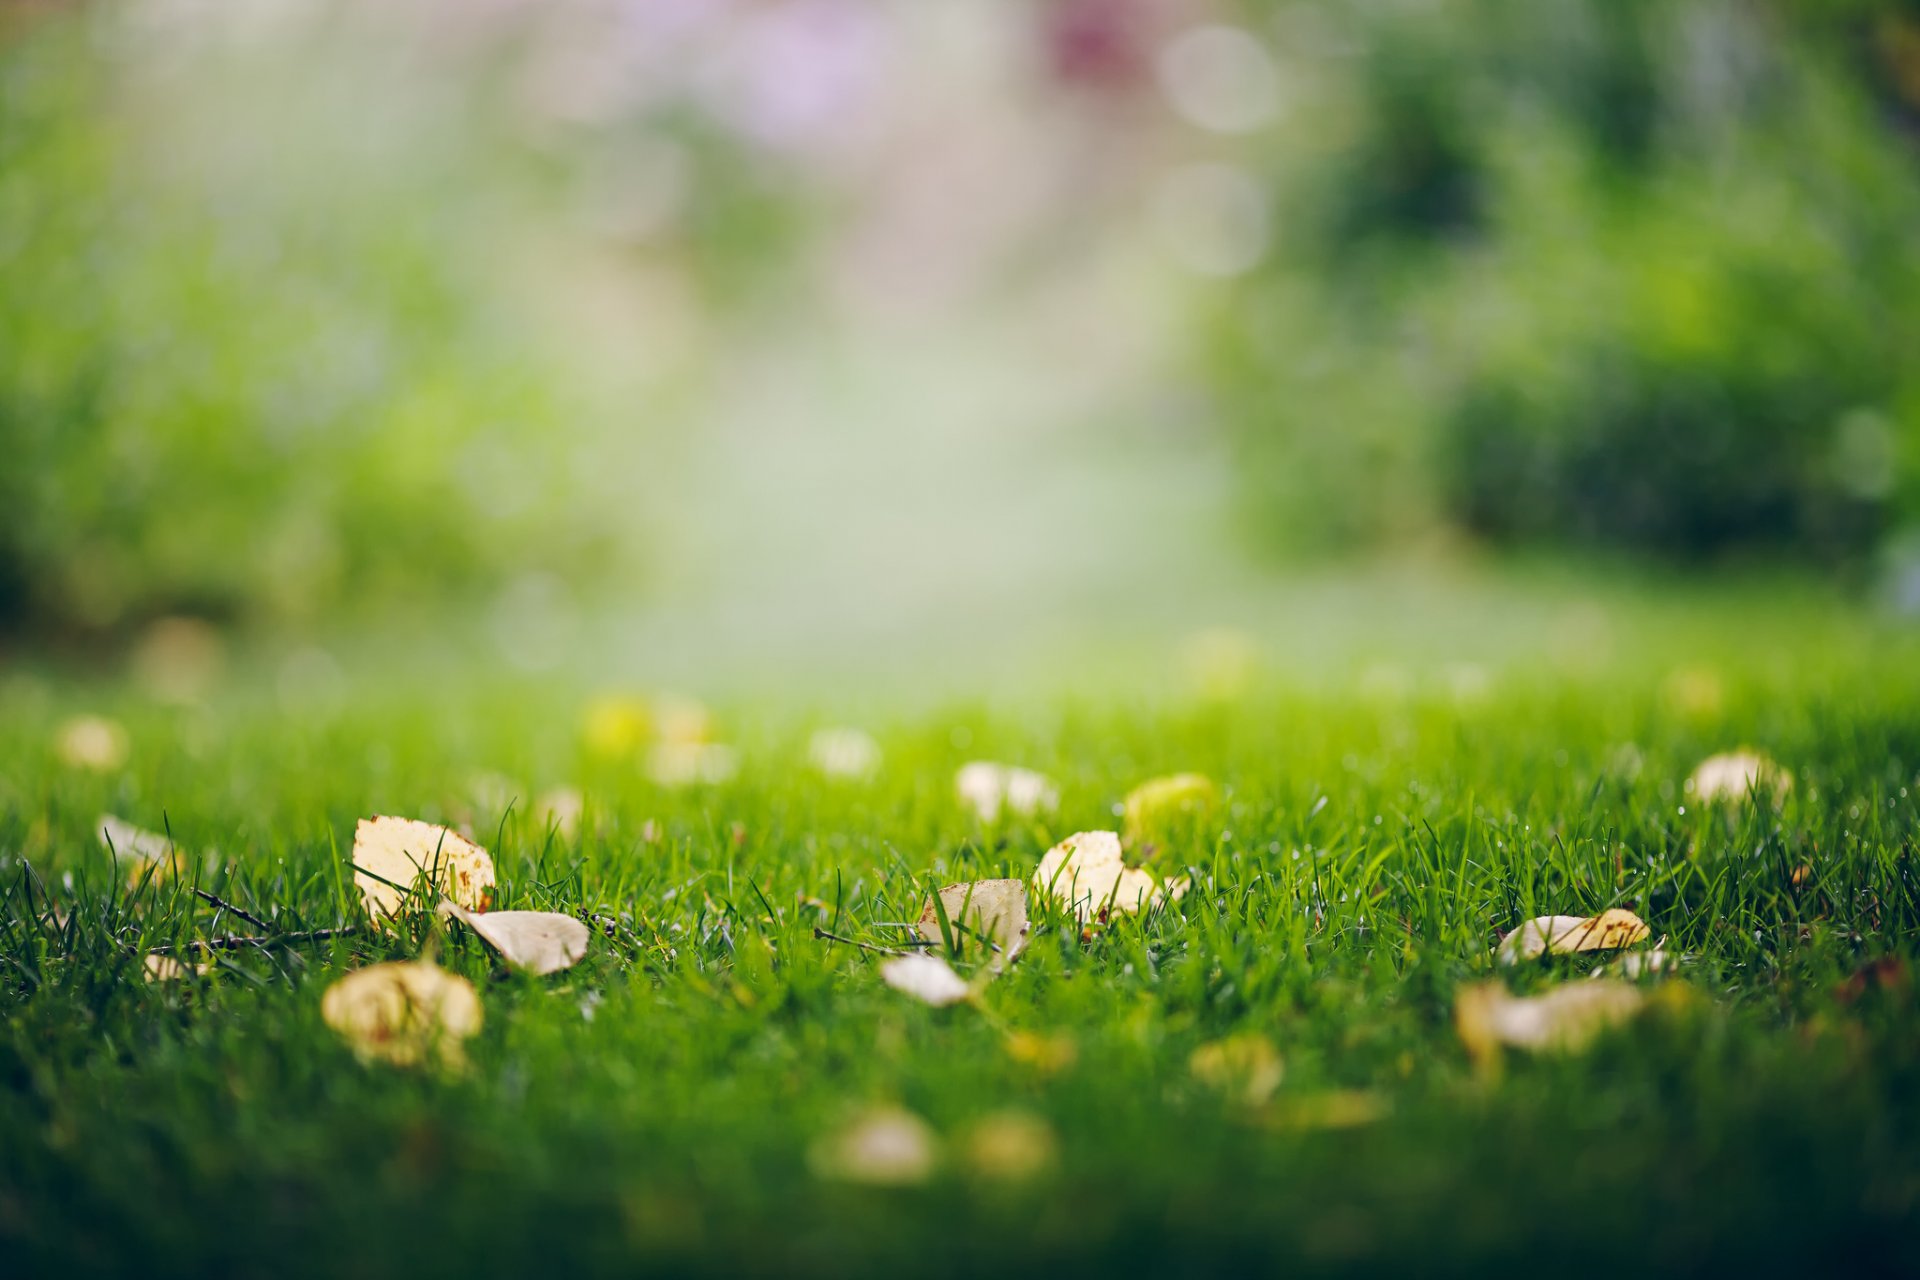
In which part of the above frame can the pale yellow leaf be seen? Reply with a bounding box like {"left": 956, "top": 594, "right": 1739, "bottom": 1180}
{"left": 1498, "top": 908, "right": 1651, "bottom": 965}
{"left": 916, "top": 879, "right": 1029, "bottom": 967}
{"left": 320, "top": 960, "right": 483, "bottom": 1069}
{"left": 961, "top": 1110, "right": 1058, "bottom": 1181}
{"left": 809, "top": 1106, "right": 938, "bottom": 1185}
{"left": 534, "top": 785, "right": 585, "bottom": 839}
{"left": 56, "top": 715, "right": 128, "bottom": 772}
{"left": 1032, "top": 830, "right": 1188, "bottom": 923}
{"left": 880, "top": 952, "right": 973, "bottom": 1006}
{"left": 1189, "top": 1032, "right": 1284, "bottom": 1106}
{"left": 955, "top": 762, "right": 1058, "bottom": 822}
{"left": 439, "top": 900, "right": 589, "bottom": 976}
{"left": 809, "top": 727, "right": 881, "bottom": 780}
{"left": 1121, "top": 773, "right": 1219, "bottom": 843}
{"left": 1686, "top": 750, "right": 1792, "bottom": 804}
{"left": 646, "top": 742, "right": 737, "bottom": 787}
{"left": 352, "top": 816, "right": 495, "bottom": 921}
{"left": 99, "top": 814, "right": 189, "bottom": 887}
{"left": 1455, "top": 979, "right": 1646, "bottom": 1064}
{"left": 581, "top": 694, "right": 651, "bottom": 760}
{"left": 143, "top": 953, "right": 209, "bottom": 982}
{"left": 1002, "top": 1030, "right": 1078, "bottom": 1075}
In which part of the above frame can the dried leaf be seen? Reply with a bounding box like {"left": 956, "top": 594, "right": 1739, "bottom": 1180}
{"left": 955, "top": 762, "right": 1058, "bottom": 822}
{"left": 534, "top": 786, "right": 585, "bottom": 839}
{"left": 56, "top": 715, "right": 128, "bottom": 771}
{"left": 1608, "top": 946, "right": 1681, "bottom": 979}
{"left": 880, "top": 952, "right": 973, "bottom": 1006}
{"left": 1498, "top": 908, "right": 1650, "bottom": 965}
{"left": 143, "top": 954, "right": 209, "bottom": 982}
{"left": 1686, "top": 750, "right": 1792, "bottom": 804}
{"left": 916, "top": 879, "right": 1029, "bottom": 967}
{"left": 1032, "top": 831, "right": 1189, "bottom": 923}
{"left": 1121, "top": 773, "right": 1219, "bottom": 842}
{"left": 809, "top": 727, "right": 881, "bottom": 780}
{"left": 99, "top": 814, "right": 188, "bottom": 886}
{"left": 962, "top": 1110, "right": 1058, "bottom": 1181}
{"left": 1456, "top": 979, "right": 1646, "bottom": 1065}
{"left": 353, "top": 816, "right": 495, "bottom": 921}
{"left": 1003, "top": 1030, "right": 1078, "bottom": 1075}
{"left": 320, "top": 960, "right": 483, "bottom": 1069}
{"left": 1189, "top": 1032, "right": 1284, "bottom": 1106}
{"left": 439, "top": 900, "right": 589, "bottom": 976}
{"left": 809, "top": 1106, "right": 939, "bottom": 1185}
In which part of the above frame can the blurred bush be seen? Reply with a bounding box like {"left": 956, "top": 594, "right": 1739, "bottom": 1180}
{"left": 1202, "top": 0, "right": 1920, "bottom": 564}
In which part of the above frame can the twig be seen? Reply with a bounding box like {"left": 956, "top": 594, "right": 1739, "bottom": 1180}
{"left": 192, "top": 888, "right": 271, "bottom": 932}
{"left": 145, "top": 926, "right": 359, "bottom": 956}
{"left": 812, "top": 926, "right": 907, "bottom": 957}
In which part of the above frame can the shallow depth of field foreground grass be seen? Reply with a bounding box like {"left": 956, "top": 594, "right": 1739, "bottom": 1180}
{"left": 4, "top": 587, "right": 1920, "bottom": 1276}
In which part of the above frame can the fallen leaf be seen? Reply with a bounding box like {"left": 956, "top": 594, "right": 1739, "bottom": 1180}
{"left": 1686, "top": 750, "right": 1792, "bottom": 804}
{"left": 99, "top": 814, "right": 188, "bottom": 886}
{"left": 1003, "top": 1030, "right": 1078, "bottom": 1075}
{"left": 1498, "top": 908, "right": 1651, "bottom": 965}
{"left": 57, "top": 715, "right": 128, "bottom": 772}
{"left": 353, "top": 816, "right": 495, "bottom": 921}
{"left": 955, "top": 762, "right": 1058, "bottom": 822}
{"left": 880, "top": 952, "right": 973, "bottom": 1006}
{"left": 1608, "top": 946, "right": 1681, "bottom": 979}
{"left": 320, "top": 960, "right": 483, "bottom": 1069}
{"left": 917, "top": 879, "right": 1029, "bottom": 967}
{"left": 143, "top": 953, "right": 209, "bottom": 982}
{"left": 809, "top": 1106, "right": 938, "bottom": 1185}
{"left": 646, "top": 742, "right": 737, "bottom": 787}
{"left": 438, "top": 900, "right": 589, "bottom": 975}
{"left": 1456, "top": 979, "right": 1646, "bottom": 1065}
{"left": 1032, "top": 831, "right": 1189, "bottom": 923}
{"left": 1189, "top": 1032, "right": 1284, "bottom": 1106}
{"left": 962, "top": 1110, "right": 1058, "bottom": 1181}
{"left": 1121, "top": 773, "right": 1219, "bottom": 843}
{"left": 809, "top": 727, "right": 881, "bottom": 780}
{"left": 534, "top": 786, "right": 585, "bottom": 839}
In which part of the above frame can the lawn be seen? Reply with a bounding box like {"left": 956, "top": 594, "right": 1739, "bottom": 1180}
{"left": 3, "top": 573, "right": 1919, "bottom": 1277}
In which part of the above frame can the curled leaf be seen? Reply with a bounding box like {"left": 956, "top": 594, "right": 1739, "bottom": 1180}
{"left": 1032, "top": 831, "right": 1189, "bottom": 924}
{"left": 809, "top": 1106, "right": 939, "bottom": 1186}
{"left": 1189, "top": 1032, "right": 1284, "bottom": 1106}
{"left": 917, "top": 879, "right": 1029, "bottom": 967}
{"left": 99, "top": 814, "right": 189, "bottom": 886}
{"left": 1121, "top": 773, "right": 1219, "bottom": 843}
{"left": 955, "top": 762, "right": 1059, "bottom": 822}
{"left": 1686, "top": 750, "right": 1792, "bottom": 804}
{"left": 320, "top": 960, "right": 482, "bottom": 1069}
{"left": 353, "top": 816, "right": 495, "bottom": 920}
{"left": 438, "top": 900, "right": 589, "bottom": 976}
{"left": 1456, "top": 979, "right": 1646, "bottom": 1066}
{"left": 880, "top": 952, "right": 973, "bottom": 1007}
{"left": 1498, "top": 908, "right": 1650, "bottom": 965}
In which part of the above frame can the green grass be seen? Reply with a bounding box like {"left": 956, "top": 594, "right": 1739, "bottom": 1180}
{"left": 4, "top": 590, "right": 1920, "bottom": 1277}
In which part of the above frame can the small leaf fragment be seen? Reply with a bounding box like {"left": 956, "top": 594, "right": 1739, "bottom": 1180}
{"left": 99, "top": 814, "right": 189, "bottom": 886}
{"left": 880, "top": 952, "right": 973, "bottom": 1007}
{"left": 320, "top": 960, "right": 483, "bottom": 1069}
{"left": 809, "top": 1106, "right": 939, "bottom": 1185}
{"left": 439, "top": 900, "right": 589, "bottom": 975}
{"left": 352, "top": 816, "right": 495, "bottom": 921}
{"left": 809, "top": 727, "right": 881, "bottom": 780}
{"left": 1456, "top": 979, "right": 1646, "bottom": 1066}
{"left": 56, "top": 715, "right": 128, "bottom": 772}
{"left": 916, "top": 879, "right": 1029, "bottom": 967}
{"left": 955, "top": 762, "right": 1059, "bottom": 821}
{"left": 1121, "top": 772, "right": 1219, "bottom": 843}
{"left": 1686, "top": 750, "right": 1792, "bottom": 804}
{"left": 1032, "top": 831, "right": 1189, "bottom": 923}
{"left": 1189, "top": 1032, "right": 1284, "bottom": 1106}
{"left": 1498, "top": 908, "right": 1651, "bottom": 965}
{"left": 143, "top": 954, "right": 209, "bottom": 982}
{"left": 962, "top": 1110, "right": 1058, "bottom": 1182}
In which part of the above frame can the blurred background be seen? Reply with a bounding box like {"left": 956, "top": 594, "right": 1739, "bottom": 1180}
{"left": 3, "top": 0, "right": 1919, "bottom": 696}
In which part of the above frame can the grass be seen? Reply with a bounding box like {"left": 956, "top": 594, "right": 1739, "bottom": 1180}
{"left": 3, "top": 583, "right": 1920, "bottom": 1276}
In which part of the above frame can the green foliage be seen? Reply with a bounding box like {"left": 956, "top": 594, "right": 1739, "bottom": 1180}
{"left": 1213, "top": 0, "right": 1920, "bottom": 563}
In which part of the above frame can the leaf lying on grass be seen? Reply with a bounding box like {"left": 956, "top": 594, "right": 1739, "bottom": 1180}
{"left": 1032, "top": 831, "right": 1189, "bottom": 923}
{"left": 809, "top": 1106, "right": 939, "bottom": 1186}
{"left": 1686, "top": 750, "right": 1792, "bottom": 804}
{"left": 143, "top": 954, "right": 209, "bottom": 982}
{"left": 917, "top": 879, "right": 1029, "bottom": 967}
{"left": 880, "top": 953, "right": 973, "bottom": 1006}
{"left": 1608, "top": 946, "right": 1680, "bottom": 979}
{"left": 438, "top": 900, "right": 589, "bottom": 976}
{"left": 955, "top": 762, "right": 1058, "bottom": 821}
{"left": 1189, "top": 1032, "right": 1284, "bottom": 1106}
{"left": 962, "top": 1110, "right": 1057, "bottom": 1182}
{"left": 99, "top": 814, "right": 189, "bottom": 886}
{"left": 321, "top": 960, "right": 482, "bottom": 1069}
{"left": 1003, "top": 1030, "right": 1078, "bottom": 1075}
{"left": 1498, "top": 908, "right": 1650, "bottom": 965}
{"left": 1121, "top": 773, "right": 1218, "bottom": 843}
{"left": 1455, "top": 979, "right": 1646, "bottom": 1066}
{"left": 353, "top": 816, "right": 495, "bottom": 920}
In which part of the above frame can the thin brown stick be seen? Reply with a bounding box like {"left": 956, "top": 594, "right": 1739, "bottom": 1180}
{"left": 192, "top": 888, "right": 271, "bottom": 932}
{"left": 145, "top": 926, "right": 358, "bottom": 956}
{"left": 811, "top": 926, "right": 908, "bottom": 957}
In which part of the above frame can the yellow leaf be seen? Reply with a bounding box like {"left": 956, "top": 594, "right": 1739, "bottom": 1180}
{"left": 143, "top": 953, "right": 209, "bottom": 982}
{"left": 1455, "top": 979, "right": 1646, "bottom": 1067}
{"left": 56, "top": 715, "right": 128, "bottom": 772}
{"left": 955, "top": 762, "right": 1058, "bottom": 822}
{"left": 581, "top": 694, "right": 651, "bottom": 760}
{"left": 352, "top": 816, "right": 495, "bottom": 921}
{"left": 1003, "top": 1030, "right": 1078, "bottom": 1075}
{"left": 1498, "top": 908, "right": 1651, "bottom": 965}
{"left": 438, "top": 900, "right": 589, "bottom": 976}
{"left": 879, "top": 953, "right": 973, "bottom": 1006}
{"left": 1189, "top": 1032, "right": 1284, "bottom": 1106}
{"left": 808, "top": 1106, "right": 938, "bottom": 1186}
{"left": 1032, "top": 831, "right": 1188, "bottom": 924}
{"left": 916, "top": 879, "right": 1029, "bottom": 967}
{"left": 1686, "top": 750, "right": 1792, "bottom": 804}
{"left": 1121, "top": 773, "right": 1219, "bottom": 844}
{"left": 962, "top": 1110, "right": 1058, "bottom": 1182}
{"left": 320, "top": 960, "right": 482, "bottom": 1069}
